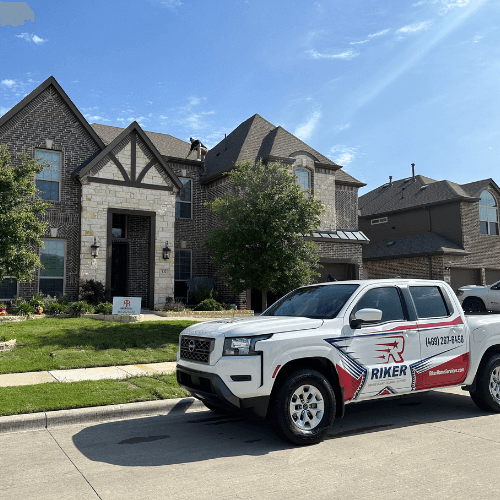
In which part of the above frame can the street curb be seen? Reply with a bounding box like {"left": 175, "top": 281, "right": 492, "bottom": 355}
{"left": 0, "top": 397, "right": 206, "bottom": 434}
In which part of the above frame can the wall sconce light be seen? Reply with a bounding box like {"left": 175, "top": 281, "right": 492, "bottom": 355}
{"left": 45, "top": 138, "right": 54, "bottom": 149}
{"left": 91, "top": 237, "right": 100, "bottom": 258}
{"left": 50, "top": 227, "right": 59, "bottom": 238}
{"left": 162, "top": 241, "right": 171, "bottom": 260}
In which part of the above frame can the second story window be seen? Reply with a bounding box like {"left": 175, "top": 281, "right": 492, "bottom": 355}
{"left": 35, "top": 150, "right": 61, "bottom": 201}
{"left": 295, "top": 168, "right": 310, "bottom": 194}
{"left": 176, "top": 178, "right": 192, "bottom": 219}
{"left": 479, "top": 191, "right": 499, "bottom": 235}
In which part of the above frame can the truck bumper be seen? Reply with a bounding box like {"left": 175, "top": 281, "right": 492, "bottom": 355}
{"left": 176, "top": 366, "right": 270, "bottom": 419}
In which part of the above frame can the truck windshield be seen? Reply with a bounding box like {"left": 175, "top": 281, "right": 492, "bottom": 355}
{"left": 262, "top": 284, "right": 359, "bottom": 319}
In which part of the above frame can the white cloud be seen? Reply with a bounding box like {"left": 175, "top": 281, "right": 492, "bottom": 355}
{"left": 160, "top": 0, "right": 182, "bottom": 7}
{"left": 117, "top": 116, "right": 147, "bottom": 126}
{"left": 16, "top": 33, "right": 47, "bottom": 44}
{"left": 440, "top": 0, "right": 470, "bottom": 13}
{"left": 294, "top": 108, "right": 322, "bottom": 141}
{"left": 350, "top": 40, "right": 369, "bottom": 45}
{"left": 328, "top": 145, "right": 358, "bottom": 166}
{"left": 305, "top": 49, "right": 359, "bottom": 60}
{"left": 159, "top": 115, "right": 169, "bottom": 120}
{"left": 174, "top": 96, "right": 215, "bottom": 131}
{"left": 84, "top": 114, "right": 110, "bottom": 122}
{"left": 368, "top": 29, "right": 390, "bottom": 38}
{"left": 335, "top": 123, "right": 350, "bottom": 133}
{"left": 0, "top": 106, "right": 11, "bottom": 116}
{"left": 1, "top": 79, "right": 16, "bottom": 88}
{"left": 397, "top": 20, "right": 433, "bottom": 34}
{"left": 473, "top": 35, "right": 483, "bottom": 42}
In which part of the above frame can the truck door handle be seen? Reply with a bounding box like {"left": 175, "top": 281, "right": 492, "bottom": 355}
{"left": 405, "top": 329, "right": 418, "bottom": 334}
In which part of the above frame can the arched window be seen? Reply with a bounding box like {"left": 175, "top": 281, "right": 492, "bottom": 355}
{"left": 479, "top": 191, "right": 499, "bottom": 235}
{"left": 295, "top": 168, "right": 310, "bottom": 192}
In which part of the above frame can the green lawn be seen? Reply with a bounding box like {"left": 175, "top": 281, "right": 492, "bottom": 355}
{"left": 0, "top": 317, "right": 198, "bottom": 374}
{"left": 0, "top": 373, "right": 191, "bottom": 416}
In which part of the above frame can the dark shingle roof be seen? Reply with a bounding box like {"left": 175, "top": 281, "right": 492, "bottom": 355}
{"left": 363, "top": 233, "right": 468, "bottom": 260}
{"left": 359, "top": 175, "right": 479, "bottom": 217}
{"left": 203, "top": 114, "right": 364, "bottom": 186}
{"left": 91, "top": 123, "right": 191, "bottom": 159}
{"left": 460, "top": 178, "right": 500, "bottom": 198}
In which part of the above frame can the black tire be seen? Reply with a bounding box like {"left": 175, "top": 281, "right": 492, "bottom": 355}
{"left": 271, "top": 369, "right": 335, "bottom": 445}
{"left": 463, "top": 297, "right": 486, "bottom": 313}
{"left": 202, "top": 401, "right": 233, "bottom": 414}
{"left": 470, "top": 354, "right": 500, "bottom": 412}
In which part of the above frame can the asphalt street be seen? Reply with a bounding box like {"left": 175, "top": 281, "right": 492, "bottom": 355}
{"left": 1, "top": 386, "right": 499, "bottom": 500}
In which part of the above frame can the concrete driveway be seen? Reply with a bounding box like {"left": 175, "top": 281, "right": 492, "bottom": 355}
{"left": 1, "top": 386, "right": 498, "bottom": 500}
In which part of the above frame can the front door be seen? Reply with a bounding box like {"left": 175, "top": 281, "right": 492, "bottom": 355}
{"left": 339, "top": 286, "right": 420, "bottom": 401}
{"left": 111, "top": 243, "right": 128, "bottom": 297}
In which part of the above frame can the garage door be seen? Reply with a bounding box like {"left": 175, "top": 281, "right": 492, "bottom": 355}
{"left": 485, "top": 269, "right": 500, "bottom": 286}
{"left": 450, "top": 268, "right": 481, "bottom": 292}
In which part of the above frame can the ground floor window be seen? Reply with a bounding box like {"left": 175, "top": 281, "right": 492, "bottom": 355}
{"left": 39, "top": 239, "right": 65, "bottom": 296}
{"left": 0, "top": 278, "right": 17, "bottom": 300}
{"left": 174, "top": 249, "right": 191, "bottom": 302}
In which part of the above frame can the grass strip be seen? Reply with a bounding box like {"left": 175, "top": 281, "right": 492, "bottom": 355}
{"left": 0, "top": 373, "right": 190, "bottom": 416}
{"left": 0, "top": 317, "right": 198, "bottom": 374}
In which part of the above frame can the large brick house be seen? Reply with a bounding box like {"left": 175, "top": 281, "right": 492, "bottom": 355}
{"left": 359, "top": 172, "right": 500, "bottom": 291}
{"left": 0, "top": 76, "right": 368, "bottom": 310}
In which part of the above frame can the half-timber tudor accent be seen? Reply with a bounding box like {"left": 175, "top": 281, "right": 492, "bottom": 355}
{"left": 359, "top": 174, "right": 500, "bottom": 291}
{"left": 0, "top": 76, "right": 368, "bottom": 310}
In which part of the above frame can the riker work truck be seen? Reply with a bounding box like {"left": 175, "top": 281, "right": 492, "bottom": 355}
{"left": 176, "top": 279, "right": 500, "bottom": 445}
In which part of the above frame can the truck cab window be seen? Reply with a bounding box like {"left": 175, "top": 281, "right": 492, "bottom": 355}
{"left": 409, "top": 286, "right": 448, "bottom": 318}
{"left": 351, "top": 287, "right": 405, "bottom": 323}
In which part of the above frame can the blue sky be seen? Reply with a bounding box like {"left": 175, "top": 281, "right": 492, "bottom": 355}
{"left": 0, "top": 0, "right": 499, "bottom": 193}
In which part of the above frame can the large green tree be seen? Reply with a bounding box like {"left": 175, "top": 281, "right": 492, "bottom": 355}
{"left": 0, "top": 144, "right": 49, "bottom": 282}
{"left": 204, "top": 160, "right": 325, "bottom": 307}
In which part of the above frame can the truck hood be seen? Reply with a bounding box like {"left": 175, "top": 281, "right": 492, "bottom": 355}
{"left": 180, "top": 316, "right": 324, "bottom": 338}
{"left": 459, "top": 285, "right": 487, "bottom": 290}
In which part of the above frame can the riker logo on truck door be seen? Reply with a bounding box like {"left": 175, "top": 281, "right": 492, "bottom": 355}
{"left": 375, "top": 336, "right": 405, "bottom": 363}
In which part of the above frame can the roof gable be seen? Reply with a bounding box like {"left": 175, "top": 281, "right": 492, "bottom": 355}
{"left": 0, "top": 76, "right": 106, "bottom": 150}
{"left": 72, "top": 122, "right": 182, "bottom": 191}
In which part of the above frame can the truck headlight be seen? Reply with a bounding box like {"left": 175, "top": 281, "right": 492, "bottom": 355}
{"left": 223, "top": 335, "right": 272, "bottom": 356}
{"left": 456, "top": 290, "right": 464, "bottom": 296}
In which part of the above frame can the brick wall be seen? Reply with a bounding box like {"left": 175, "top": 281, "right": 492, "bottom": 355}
{"left": 364, "top": 255, "right": 446, "bottom": 281}
{"left": 127, "top": 215, "right": 150, "bottom": 305}
{"left": 335, "top": 185, "right": 358, "bottom": 230}
{"left": 0, "top": 85, "right": 101, "bottom": 300}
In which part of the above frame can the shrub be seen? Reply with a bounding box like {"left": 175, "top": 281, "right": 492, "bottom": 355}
{"left": 95, "top": 302, "right": 113, "bottom": 315}
{"left": 165, "top": 300, "right": 186, "bottom": 312}
{"left": 44, "top": 302, "right": 67, "bottom": 315}
{"left": 14, "top": 301, "right": 33, "bottom": 316}
{"left": 194, "top": 298, "right": 224, "bottom": 311}
{"left": 57, "top": 294, "right": 70, "bottom": 305}
{"left": 68, "top": 301, "right": 95, "bottom": 317}
{"left": 41, "top": 295, "right": 58, "bottom": 308}
{"left": 79, "top": 279, "right": 106, "bottom": 306}
{"left": 30, "top": 295, "right": 44, "bottom": 309}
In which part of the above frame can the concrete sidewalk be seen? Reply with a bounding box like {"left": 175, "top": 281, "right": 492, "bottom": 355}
{"left": 0, "top": 361, "right": 177, "bottom": 387}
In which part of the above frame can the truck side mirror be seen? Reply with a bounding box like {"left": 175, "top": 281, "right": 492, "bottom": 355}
{"left": 350, "top": 308, "right": 383, "bottom": 329}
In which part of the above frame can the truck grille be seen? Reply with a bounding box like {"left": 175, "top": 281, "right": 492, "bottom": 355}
{"left": 180, "top": 336, "right": 214, "bottom": 364}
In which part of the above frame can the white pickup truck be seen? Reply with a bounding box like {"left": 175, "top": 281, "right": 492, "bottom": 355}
{"left": 176, "top": 279, "right": 500, "bottom": 445}
{"left": 457, "top": 280, "right": 500, "bottom": 313}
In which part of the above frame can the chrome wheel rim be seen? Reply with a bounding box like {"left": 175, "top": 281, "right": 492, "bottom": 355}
{"left": 489, "top": 367, "right": 500, "bottom": 404}
{"left": 289, "top": 384, "right": 325, "bottom": 431}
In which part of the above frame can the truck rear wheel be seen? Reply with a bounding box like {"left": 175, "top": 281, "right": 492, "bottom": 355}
{"left": 271, "top": 369, "right": 335, "bottom": 445}
{"left": 470, "top": 354, "right": 500, "bottom": 412}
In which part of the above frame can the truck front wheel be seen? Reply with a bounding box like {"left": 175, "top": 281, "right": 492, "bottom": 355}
{"left": 470, "top": 353, "right": 500, "bottom": 412}
{"left": 271, "top": 369, "right": 335, "bottom": 445}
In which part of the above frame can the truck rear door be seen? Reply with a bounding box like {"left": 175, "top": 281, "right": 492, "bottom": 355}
{"left": 409, "top": 285, "right": 469, "bottom": 390}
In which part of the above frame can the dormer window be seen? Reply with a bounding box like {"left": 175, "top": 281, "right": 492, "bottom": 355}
{"left": 295, "top": 168, "right": 310, "bottom": 192}
{"left": 479, "top": 191, "right": 499, "bottom": 235}
{"left": 35, "top": 150, "right": 61, "bottom": 201}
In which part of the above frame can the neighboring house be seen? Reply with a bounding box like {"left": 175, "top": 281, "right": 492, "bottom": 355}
{"left": 359, "top": 172, "right": 500, "bottom": 291}
{"left": 0, "top": 76, "right": 368, "bottom": 310}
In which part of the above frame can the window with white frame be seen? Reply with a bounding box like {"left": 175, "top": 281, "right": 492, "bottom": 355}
{"left": 39, "top": 240, "right": 65, "bottom": 296}
{"left": 371, "top": 217, "right": 388, "bottom": 225}
{"left": 176, "top": 178, "right": 192, "bottom": 218}
{"left": 35, "top": 150, "right": 61, "bottom": 201}
{"left": 0, "top": 278, "right": 17, "bottom": 300}
{"left": 479, "top": 191, "right": 499, "bottom": 235}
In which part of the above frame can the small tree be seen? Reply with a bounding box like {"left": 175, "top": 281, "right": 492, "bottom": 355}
{"left": 0, "top": 144, "right": 50, "bottom": 282}
{"left": 204, "top": 160, "right": 325, "bottom": 309}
